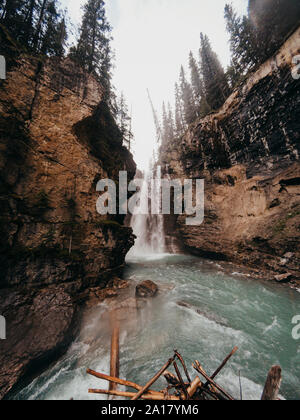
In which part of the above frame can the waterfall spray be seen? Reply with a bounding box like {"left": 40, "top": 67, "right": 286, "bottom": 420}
{"left": 128, "top": 166, "right": 166, "bottom": 256}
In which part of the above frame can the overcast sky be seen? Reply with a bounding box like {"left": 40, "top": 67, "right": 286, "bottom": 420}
{"left": 61, "top": 0, "right": 248, "bottom": 169}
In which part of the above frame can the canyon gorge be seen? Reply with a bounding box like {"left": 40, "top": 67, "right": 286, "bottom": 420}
{"left": 0, "top": 16, "right": 299, "bottom": 401}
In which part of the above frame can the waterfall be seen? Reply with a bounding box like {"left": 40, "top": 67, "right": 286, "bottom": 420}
{"left": 128, "top": 166, "right": 166, "bottom": 257}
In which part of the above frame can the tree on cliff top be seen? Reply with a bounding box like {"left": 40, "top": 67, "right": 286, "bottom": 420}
{"left": 0, "top": 0, "right": 67, "bottom": 56}
{"left": 70, "top": 0, "right": 112, "bottom": 95}
{"left": 179, "top": 66, "right": 197, "bottom": 126}
{"left": 200, "top": 33, "right": 230, "bottom": 111}
{"left": 174, "top": 82, "right": 185, "bottom": 138}
{"left": 248, "top": 0, "right": 300, "bottom": 60}
{"left": 225, "top": 0, "right": 300, "bottom": 81}
{"left": 161, "top": 102, "right": 175, "bottom": 147}
{"left": 189, "top": 51, "right": 211, "bottom": 117}
{"left": 224, "top": 4, "right": 259, "bottom": 84}
{"left": 116, "top": 93, "right": 134, "bottom": 151}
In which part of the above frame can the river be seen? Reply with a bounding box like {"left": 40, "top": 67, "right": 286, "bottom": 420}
{"left": 13, "top": 252, "right": 300, "bottom": 401}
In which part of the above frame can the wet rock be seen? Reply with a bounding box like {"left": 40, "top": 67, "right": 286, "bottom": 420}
{"left": 274, "top": 273, "right": 293, "bottom": 283}
{"left": 177, "top": 301, "right": 228, "bottom": 327}
{"left": 177, "top": 301, "right": 190, "bottom": 309}
{"left": 84, "top": 278, "right": 130, "bottom": 307}
{"left": 84, "top": 287, "right": 118, "bottom": 307}
{"left": 107, "top": 277, "right": 130, "bottom": 290}
{"left": 136, "top": 281, "right": 159, "bottom": 298}
{"left": 0, "top": 287, "right": 78, "bottom": 399}
{"left": 279, "top": 258, "right": 289, "bottom": 267}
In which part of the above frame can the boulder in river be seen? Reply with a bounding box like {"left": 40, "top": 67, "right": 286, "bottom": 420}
{"left": 136, "top": 280, "right": 158, "bottom": 298}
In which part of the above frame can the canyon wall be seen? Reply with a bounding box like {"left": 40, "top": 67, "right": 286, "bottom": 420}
{"left": 0, "top": 30, "right": 136, "bottom": 398}
{"left": 161, "top": 27, "right": 300, "bottom": 284}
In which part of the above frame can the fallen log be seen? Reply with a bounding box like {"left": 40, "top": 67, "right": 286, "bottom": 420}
{"left": 193, "top": 361, "right": 235, "bottom": 401}
{"left": 198, "top": 347, "right": 238, "bottom": 397}
{"left": 173, "top": 361, "right": 189, "bottom": 400}
{"left": 210, "top": 347, "right": 238, "bottom": 382}
{"left": 131, "top": 357, "right": 175, "bottom": 401}
{"left": 109, "top": 322, "right": 120, "bottom": 392}
{"left": 185, "top": 377, "right": 202, "bottom": 399}
{"left": 261, "top": 366, "right": 282, "bottom": 401}
{"left": 87, "top": 369, "right": 163, "bottom": 396}
{"left": 89, "top": 389, "right": 180, "bottom": 401}
{"left": 87, "top": 369, "right": 141, "bottom": 392}
{"left": 174, "top": 350, "right": 192, "bottom": 383}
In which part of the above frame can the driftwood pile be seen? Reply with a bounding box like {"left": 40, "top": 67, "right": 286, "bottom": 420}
{"left": 87, "top": 322, "right": 282, "bottom": 401}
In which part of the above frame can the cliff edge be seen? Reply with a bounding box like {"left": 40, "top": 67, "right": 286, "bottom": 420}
{"left": 161, "top": 27, "right": 300, "bottom": 285}
{"left": 0, "top": 30, "right": 136, "bottom": 398}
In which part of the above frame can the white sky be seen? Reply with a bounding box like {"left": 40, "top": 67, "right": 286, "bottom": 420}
{"left": 61, "top": 0, "right": 248, "bottom": 169}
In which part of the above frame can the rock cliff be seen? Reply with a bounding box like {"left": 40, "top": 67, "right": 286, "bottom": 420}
{"left": 0, "top": 29, "right": 136, "bottom": 398}
{"left": 161, "top": 27, "right": 300, "bottom": 284}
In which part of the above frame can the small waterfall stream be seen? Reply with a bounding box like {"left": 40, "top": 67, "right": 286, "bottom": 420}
{"left": 128, "top": 166, "right": 166, "bottom": 257}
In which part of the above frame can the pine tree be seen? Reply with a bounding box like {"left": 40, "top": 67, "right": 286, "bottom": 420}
{"left": 72, "top": 0, "right": 112, "bottom": 91}
{"left": 40, "top": 14, "right": 67, "bottom": 56}
{"left": 189, "top": 51, "right": 211, "bottom": 117}
{"left": 179, "top": 66, "right": 197, "bottom": 125}
{"left": 117, "top": 93, "right": 129, "bottom": 138}
{"left": 225, "top": 1, "right": 300, "bottom": 76}
{"left": 0, "top": 0, "right": 67, "bottom": 56}
{"left": 200, "top": 33, "right": 230, "bottom": 110}
{"left": 162, "top": 102, "right": 169, "bottom": 147}
{"left": 189, "top": 52, "right": 202, "bottom": 105}
{"left": 248, "top": 0, "right": 300, "bottom": 63}
{"left": 161, "top": 102, "right": 175, "bottom": 147}
{"left": 116, "top": 93, "right": 133, "bottom": 150}
{"left": 0, "top": 0, "right": 28, "bottom": 39}
{"left": 174, "top": 82, "right": 185, "bottom": 138}
{"left": 32, "top": 0, "right": 48, "bottom": 50}
{"left": 224, "top": 4, "right": 258, "bottom": 79}
{"left": 224, "top": 4, "right": 243, "bottom": 78}
{"left": 22, "top": 0, "right": 37, "bottom": 47}
{"left": 167, "top": 103, "right": 175, "bottom": 144}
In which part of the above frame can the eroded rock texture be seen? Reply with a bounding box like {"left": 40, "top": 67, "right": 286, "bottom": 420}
{"left": 0, "top": 30, "right": 136, "bottom": 398}
{"left": 161, "top": 28, "right": 300, "bottom": 283}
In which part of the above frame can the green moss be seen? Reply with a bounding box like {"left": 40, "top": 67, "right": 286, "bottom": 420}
{"left": 273, "top": 220, "right": 286, "bottom": 234}
{"left": 272, "top": 208, "right": 300, "bottom": 235}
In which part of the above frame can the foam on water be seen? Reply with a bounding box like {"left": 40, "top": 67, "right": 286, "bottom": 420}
{"left": 263, "top": 316, "right": 280, "bottom": 335}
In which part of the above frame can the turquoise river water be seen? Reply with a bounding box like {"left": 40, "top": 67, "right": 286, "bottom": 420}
{"left": 13, "top": 254, "right": 300, "bottom": 400}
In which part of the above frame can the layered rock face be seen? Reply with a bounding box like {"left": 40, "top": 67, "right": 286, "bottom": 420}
{"left": 0, "top": 34, "right": 136, "bottom": 398}
{"left": 161, "top": 28, "right": 300, "bottom": 283}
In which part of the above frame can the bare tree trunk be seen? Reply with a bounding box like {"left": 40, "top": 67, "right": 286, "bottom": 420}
{"left": 33, "top": 0, "right": 47, "bottom": 50}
